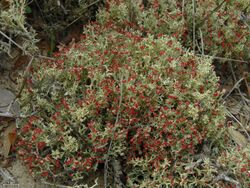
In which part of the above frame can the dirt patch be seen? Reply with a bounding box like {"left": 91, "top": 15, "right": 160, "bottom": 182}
{"left": 1, "top": 161, "right": 104, "bottom": 187}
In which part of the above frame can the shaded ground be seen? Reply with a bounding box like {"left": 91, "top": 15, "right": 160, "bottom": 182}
{"left": 1, "top": 160, "right": 104, "bottom": 187}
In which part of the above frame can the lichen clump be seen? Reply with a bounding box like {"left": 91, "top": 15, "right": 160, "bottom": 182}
{"left": 17, "top": 20, "right": 226, "bottom": 186}
{"left": 98, "top": 0, "right": 250, "bottom": 60}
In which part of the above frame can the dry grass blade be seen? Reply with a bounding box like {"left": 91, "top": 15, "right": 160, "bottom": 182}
{"left": 226, "top": 109, "right": 250, "bottom": 141}
{"left": 65, "top": 0, "right": 102, "bottom": 28}
{"left": 42, "top": 178, "right": 99, "bottom": 188}
{"left": 0, "top": 30, "right": 55, "bottom": 60}
{"left": 222, "top": 78, "right": 244, "bottom": 102}
{"left": 0, "top": 167, "right": 16, "bottom": 184}
{"left": 228, "top": 127, "right": 248, "bottom": 147}
{"left": 196, "top": 0, "right": 227, "bottom": 28}
{"left": 196, "top": 54, "right": 249, "bottom": 63}
{"left": 243, "top": 72, "right": 250, "bottom": 98}
{"left": 192, "top": 0, "right": 196, "bottom": 54}
{"left": 228, "top": 62, "right": 247, "bottom": 106}
{"left": 214, "top": 173, "right": 241, "bottom": 188}
{"left": 104, "top": 74, "right": 124, "bottom": 188}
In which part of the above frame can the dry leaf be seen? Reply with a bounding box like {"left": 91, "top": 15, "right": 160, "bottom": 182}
{"left": 246, "top": 122, "right": 250, "bottom": 132}
{"left": 243, "top": 72, "right": 250, "bottom": 98}
{"left": 3, "top": 122, "right": 16, "bottom": 158}
{"left": 8, "top": 132, "right": 17, "bottom": 146}
{"left": 37, "top": 39, "right": 51, "bottom": 56}
{"left": 13, "top": 55, "right": 29, "bottom": 70}
{"left": 230, "top": 103, "right": 243, "bottom": 115}
{"left": 222, "top": 85, "right": 233, "bottom": 94}
{"left": 228, "top": 127, "right": 248, "bottom": 147}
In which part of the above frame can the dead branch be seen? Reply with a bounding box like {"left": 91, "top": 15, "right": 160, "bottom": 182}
{"left": 104, "top": 74, "right": 124, "bottom": 188}
{"left": 213, "top": 173, "right": 241, "bottom": 188}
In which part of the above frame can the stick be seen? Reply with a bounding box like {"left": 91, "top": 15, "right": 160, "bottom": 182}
{"left": 214, "top": 173, "right": 241, "bottom": 188}
{"left": 222, "top": 77, "right": 244, "bottom": 101}
{"left": 182, "top": 0, "right": 185, "bottom": 21}
{"left": 226, "top": 109, "right": 250, "bottom": 141}
{"left": 192, "top": 0, "right": 196, "bottom": 54}
{"left": 42, "top": 181, "right": 71, "bottom": 188}
{"left": 65, "top": 0, "right": 102, "bottom": 29}
{"left": 104, "top": 74, "right": 124, "bottom": 188}
{"left": 199, "top": 28, "right": 204, "bottom": 55}
{"left": 2, "top": 57, "right": 34, "bottom": 118}
{"left": 0, "top": 168, "right": 16, "bottom": 184}
{"left": 0, "top": 30, "right": 55, "bottom": 60}
{"left": 229, "top": 62, "right": 247, "bottom": 106}
{"left": 111, "top": 159, "right": 125, "bottom": 188}
{"left": 6, "top": 56, "right": 34, "bottom": 115}
{"left": 0, "top": 30, "right": 27, "bottom": 53}
{"left": 44, "top": 178, "right": 99, "bottom": 188}
{"left": 196, "top": 54, "right": 249, "bottom": 63}
{"left": 196, "top": 0, "right": 227, "bottom": 28}
{"left": 17, "top": 56, "right": 34, "bottom": 97}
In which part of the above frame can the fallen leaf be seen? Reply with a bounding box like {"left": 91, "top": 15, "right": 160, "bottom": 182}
{"left": 3, "top": 122, "right": 16, "bottom": 158}
{"left": 13, "top": 55, "right": 29, "bottom": 70}
{"left": 8, "top": 132, "right": 17, "bottom": 146}
{"left": 229, "top": 103, "right": 242, "bottom": 115}
{"left": 228, "top": 127, "right": 248, "bottom": 147}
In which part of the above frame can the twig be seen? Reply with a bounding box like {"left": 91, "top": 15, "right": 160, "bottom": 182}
{"left": 111, "top": 159, "right": 125, "bottom": 188}
{"left": 34, "top": 0, "right": 47, "bottom": 26}
{"left": 44, "top": 178, "right": 99, "bottom": 188}
{"left": 226, "top": 109, "right": 250, "bottom": 141}
{"left": 243, "top": 72, "right": 250, "bottom": 98}
{"left": 241, "top": 12, "right": 250, "bottom": 30}
{"left": 192, "top": 0, "right": 196, "bottom": 54}
{"left": 8, "top": 33, "right": 12, "bottom": 56}
{"left": 0, "top": 112, "right": 20, "bottom": 118}
{"left": 195, "top": 40, "right": 202, "bottom": 54}
{"left": 65, "top": 0, "right": 102, "bottom": 29}
{"left": 27, "top": 0, "right": 34, "bottom": 5}
{"left": 36, "top": 54, "right": 55, "bottom": 60}
{"left": 17, "top": 56, "right": 34, "bottom": 98}
{"left": 185, "top": 158, "right": 203, "bottom": 170}
{"left": 0, "top": 30, "right": 55, "bottom": 60}
{"left": 199, "top": 28, "right": 204, "bottom": 55}
{"left": 42, "top": 181, "right": 71, "bottom": 188}
{"left": 222, "top": 77, "right": 244, "bottom": 101}
{"left": 182, "top": 0, "right": 185, "bottom": 21}
{"left": 0, "top": 168, "right": 16, "bottom": 184}
{"left": 6, "top": 56, "right": 34, "bottom": 115}
{"left": 228, "top": 62, "right": 247, "bottom": 106}
{"left": 0, "top": 30, "right": 54, "bottom": 115}
{"left": 196, "top": 0, "right": 227, "bottom": 28}
{"left": 0, "top": 30, "right": 27, "bottom": 53}
{"left": 0, "top": 57, "right": 35, "bottom": 118}
{"left": 213, "top": 173, "right": 241, "bottom": 188}
{"left": 57, "top": 0, "right": 68, "bottom": 15}
{"left": 196, "top": 54, "right": 249, "bottom": 63}
{"left": 104, "top": 74, "right": 124, "bottom": 188}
